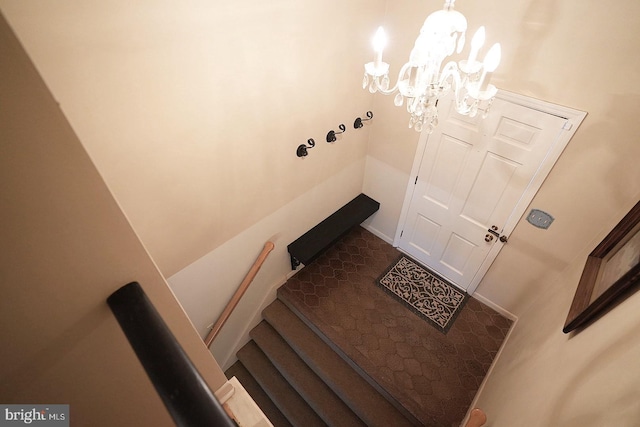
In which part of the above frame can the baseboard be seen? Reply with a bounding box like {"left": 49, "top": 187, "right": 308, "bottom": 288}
{"left": 460, "top": 293, "right": 518, "bottom": 425}
{"left": 361, "top": 222, "right": 394, "bottom": 245}
{"left": 217, "top": 264, "right": 304, "bottom": 371}
{"left": 217, "top": 274, "right": 293, "bottom": 371}
{"left": 471, "top": 292, "right": 518, "bottom": 322}
{"left": 461, "top": 315, "right": 519, "bottom": 426}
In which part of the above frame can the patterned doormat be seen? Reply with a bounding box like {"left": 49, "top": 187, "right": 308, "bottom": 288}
{"left": 376, "top": 255, "right": 469, "bottom": 333}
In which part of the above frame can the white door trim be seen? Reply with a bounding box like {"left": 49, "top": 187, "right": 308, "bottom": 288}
{"left": 393, "top": 89, "right": 587, "bottom": 294}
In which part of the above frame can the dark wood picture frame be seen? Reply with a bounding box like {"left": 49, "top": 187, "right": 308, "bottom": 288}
{"left": 563, "top": 200, "right": 640, "bottom": 333}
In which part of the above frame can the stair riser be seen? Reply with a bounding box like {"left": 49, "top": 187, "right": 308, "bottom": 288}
{"left": 236, "top": 342, "right": 326, "bottom": 427}
{"left": 250, "top": 322, "right": 366, "bottom": 427}
{"left": 263, "top": 298, "right": 417, "bottom": 427}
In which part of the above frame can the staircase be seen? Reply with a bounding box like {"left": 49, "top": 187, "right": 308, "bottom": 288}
{"left": 224, "top": 226, "right": 511, "bottom": 426}
{"left": 226, "top": 297, "right": 417, "bottom": 427}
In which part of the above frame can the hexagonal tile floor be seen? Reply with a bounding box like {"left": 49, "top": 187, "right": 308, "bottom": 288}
{"left": 279, "top": 226, "right": 512, "bottom": 427}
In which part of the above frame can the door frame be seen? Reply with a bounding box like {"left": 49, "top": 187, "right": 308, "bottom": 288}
{"left": 393, "top": 89, "right": 587, "bottom": 294}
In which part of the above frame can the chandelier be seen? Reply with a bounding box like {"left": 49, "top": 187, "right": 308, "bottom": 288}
{"left": 363, "top": 0, "right": 501, "bottom": 132}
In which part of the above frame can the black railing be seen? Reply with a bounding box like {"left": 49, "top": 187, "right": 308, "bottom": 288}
{"left": 107, "top": 282, "right": 236, "bottom": 427}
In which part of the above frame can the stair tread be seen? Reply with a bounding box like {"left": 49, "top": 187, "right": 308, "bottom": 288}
{"left": 237, "top": 341, "right": 326, "bottom": 427}
{"left": 251, "top": 321, "right": 366, "bottom": 427}
{"left": 263, "top": 299, "right": 415, "bottom": 427}
{"left": 225, "top": 361, "right": 293, "bottom": 427}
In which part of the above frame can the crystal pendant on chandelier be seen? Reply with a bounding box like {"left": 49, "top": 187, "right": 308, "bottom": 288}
{"left": 362, "top": 0, "right": 501, "bottom": 132}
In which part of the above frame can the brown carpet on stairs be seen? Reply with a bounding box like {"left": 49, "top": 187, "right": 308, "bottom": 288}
{"left": 225, "top": 360, "right": 293, "bottom": 427}
{"left": 278, "top": 226, "right": 513, "bottom": 427}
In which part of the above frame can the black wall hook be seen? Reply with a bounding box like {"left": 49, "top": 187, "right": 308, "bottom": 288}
{"left": 326, "top": 124, "right": 346, "bottom": 143}
{"left": 354, "top": 111, "right": 373, "bottom": 129}
{"left": 296, "top": 138, "right": 316, "bottom": 157}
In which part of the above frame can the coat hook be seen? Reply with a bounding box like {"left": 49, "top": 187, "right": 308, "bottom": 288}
{"left": 354, "top": 111, "right": 373, "bottom": 129}
{"left": 326, "top": 124, "right": 346, "bottom": 143}
{"left": 296, "top": 138, "right": 316, "bottom": 157}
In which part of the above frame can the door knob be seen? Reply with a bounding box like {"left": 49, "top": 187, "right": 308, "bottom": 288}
{"left": 487, "top": 226, "right": 508, "bottom": 244}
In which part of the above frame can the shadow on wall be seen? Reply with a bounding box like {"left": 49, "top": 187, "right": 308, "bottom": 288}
{"left": 551, "top": 93, "right": 640, "bottom": 212}
{"left": 0, "top": 308, "right": 106, "bottom": 400}
{"left": 591, "top": 93, "right": 640, "bottom": 206}
{"left": 492, "top": 92, "right": 640, "bottom": 314}
{"left": 509, "top": 0, "right": 558, "bottom": 97}
{"left": 547, "top": 313, "right": 640, "bottom": 425}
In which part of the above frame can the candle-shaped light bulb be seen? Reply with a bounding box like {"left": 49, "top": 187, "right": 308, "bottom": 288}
{"left": 373, "top": 26, "right": 387, "bottom": 69}
{"left": 467, "top": 26, "right": 485, "bottom": 64}
{"left": 479, "top": 43, "right": 501, "bottom": 91}
{"left": 483, "top": 43, "right": 501, "bottom": 72}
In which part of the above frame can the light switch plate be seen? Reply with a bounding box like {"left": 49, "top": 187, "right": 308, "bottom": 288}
{"left": 527, "top": 209, "right": 554, "bottom": 229}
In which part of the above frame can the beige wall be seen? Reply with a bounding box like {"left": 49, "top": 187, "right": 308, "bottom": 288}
{"left": 0, "top": 13, "right": 226, "bottom": 425}
{"left": 0, "top": 0, "right": 386, "bottom": 376}
{"left": 0, "top": 0, "right": 384, "bottom": 278}
{"left": 474, "top": 199, "right": 640, "bottom": 426}
{"left": 367, "top": 0, "right": 640, "bottom": 313}
{"left": 3, "top": 0, "right": 640, "bottom": 425}
{"left": 364, "top": 1, "right": 640, "bottom": 426}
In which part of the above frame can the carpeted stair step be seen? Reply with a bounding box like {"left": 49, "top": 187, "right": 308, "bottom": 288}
{"left": 236, "top": 341, "right": 326, "bottom": 427}
{"left": 250, "top": 321, "right": 366, "bottom": 427}
{"left": 225, "top": 360, "right": 293, "bottom": 427}
{"left": 263, "top": 299, "right": 416, "bottom": 427}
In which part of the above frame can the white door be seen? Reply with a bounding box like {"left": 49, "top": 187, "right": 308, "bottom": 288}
{"left": 397, "top": 92, "right": 585, "bottom": 292}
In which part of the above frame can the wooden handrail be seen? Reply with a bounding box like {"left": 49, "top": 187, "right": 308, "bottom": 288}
{"left": 464, "top": 408, "right": 487, "bottom": 427}
{"left": 204, "top": 241, "right": 275, "bottom": 347}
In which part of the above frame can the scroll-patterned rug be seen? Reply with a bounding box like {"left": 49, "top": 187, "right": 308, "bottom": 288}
{"left": 376, "top": 255, "right": 469, "bottom": 333}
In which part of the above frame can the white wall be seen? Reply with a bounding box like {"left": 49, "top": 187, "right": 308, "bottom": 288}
{"left": 168, "top": 159, "right": 367, "bottom": 369}
{"left": 362, "top": 154, "right": 411, "bottom": 243}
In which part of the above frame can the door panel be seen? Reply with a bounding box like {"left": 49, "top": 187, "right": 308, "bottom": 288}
{"left": 426, "top": 135, "right": 472, "bottom": 209}
{"left": 399, "top": 97, "right": 568, "bottom": 290}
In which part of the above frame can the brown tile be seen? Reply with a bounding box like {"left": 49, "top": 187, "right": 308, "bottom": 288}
{"left": 386, "top": 353, "right": 404, "bottom": 371}
{"left": 343, "top": 328, "right": 363, "bottom": 346}
{"left": 394, "top": 370, "right": 414, "bottom": 390}
{"left": 303, "top": 293, "right": 319, "bottom": 307}
{"left": 412, "top": 374, "right": 434, "bottom": 395}
{"left": 279, "top": 227, "right": 512, "bottom": 427}
{"left": 361, "top": 333, "right": 380, "bottom": 350}
{"left": 300, "top": 281, "right": 315, "bottom": 295}
{"left": 403, "top": 358, "right": 422, "bottom": 376}
{"left": 396, "top": 341, "right": 414, "bottom": 359}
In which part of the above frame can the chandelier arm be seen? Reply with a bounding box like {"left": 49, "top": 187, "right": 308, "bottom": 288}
{"left": 439, "top": 61, "right": 476, "bottom": 115}
{"left": 452, "top": 75, "right": 473, "bottom": 115}
{"left": 373, "top": 62, "right": 412, "bottom": 95}
{"left": 438, "top": 61, "right": 460, "bottom": 86}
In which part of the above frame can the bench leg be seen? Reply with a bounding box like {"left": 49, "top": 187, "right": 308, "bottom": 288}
{"left": 290, "top": 255, "right": 300, "bottom": 270}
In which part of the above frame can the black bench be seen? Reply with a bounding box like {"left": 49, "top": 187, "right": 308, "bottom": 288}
{"left": 287, "top": 193, "right": 380, "bottom": 269}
